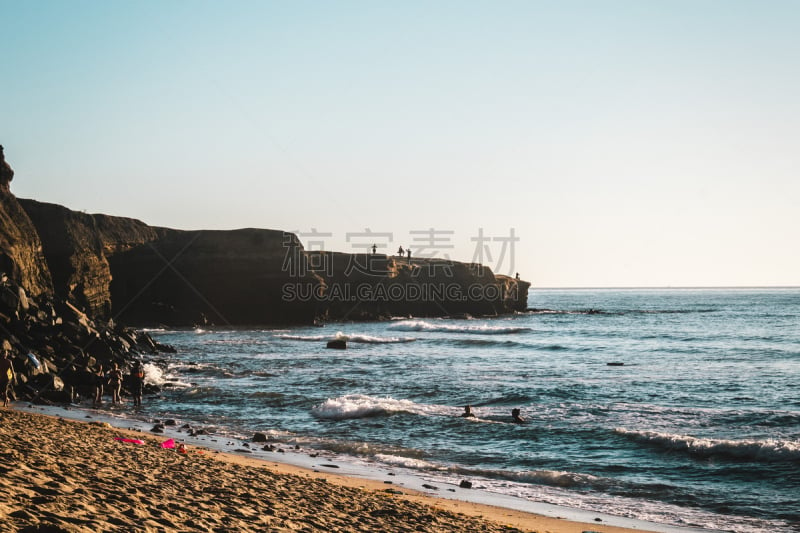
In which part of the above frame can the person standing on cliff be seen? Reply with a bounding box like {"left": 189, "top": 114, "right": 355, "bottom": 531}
{"left": 398, "top": 246, "right": 404, "bottom": 257}
{"left": 407, "top": 249, "right": 411, "bottom": 260}
{"left": 372, "top": 243, "right": 377, "bottom": 254}
{"left": 0, "top": 350, "right": 15, "bottom": 407}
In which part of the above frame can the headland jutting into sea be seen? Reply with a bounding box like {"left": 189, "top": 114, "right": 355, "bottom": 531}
{"left": 0, "top": 145, "right": 528, "bottom": 405}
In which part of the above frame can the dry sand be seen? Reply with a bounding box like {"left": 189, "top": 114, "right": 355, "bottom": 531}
{"left": 0, "top": 407, "right": 660, "bottom": 533}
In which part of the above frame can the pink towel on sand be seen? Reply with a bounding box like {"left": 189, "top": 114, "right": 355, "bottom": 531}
{"left": 114, "top": 437, "right": 145, "bottom": 445}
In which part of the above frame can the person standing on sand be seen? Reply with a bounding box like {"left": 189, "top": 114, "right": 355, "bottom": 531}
{"left": 129, "top": 360, "right": 144, "bottom": 407}
{"left": 0, "top": 351, "right": 15, "bottom": 407}
{"left": 107, "top": 363, "right": 123, "bottom": 405}
{"left": 61, "top": 364, "right": 78, "bottom": 404}
{"left": 93, "top": 364, "right": 104, "bottom": 406}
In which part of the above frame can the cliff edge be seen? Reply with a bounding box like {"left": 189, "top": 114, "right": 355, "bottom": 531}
{"left": 4, "top": 147, "right": 530, "bottom": 327}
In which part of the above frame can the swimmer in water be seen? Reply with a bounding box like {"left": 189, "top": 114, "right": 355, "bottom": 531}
{"left": 461, "top": 405, "right": 475, "bottom": 418}
{"left": 511, "top": 408, "right": 525, "bottom": 424}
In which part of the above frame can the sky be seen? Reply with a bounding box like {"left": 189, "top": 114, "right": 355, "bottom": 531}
{"left": 2, "top": 1, "right": 798, "bottom": 287}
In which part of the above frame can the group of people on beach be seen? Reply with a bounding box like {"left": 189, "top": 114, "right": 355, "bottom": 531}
{"left": 89, "top": 360, "right": 145, "bottom": 408}
{"left": 461, "top": 404, "right": 525, "bottom": 424}
{"left": 0, "top": 348, "right": 147, "bottom": 409}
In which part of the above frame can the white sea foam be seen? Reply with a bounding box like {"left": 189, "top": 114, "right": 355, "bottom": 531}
{"left": 143, "top": 363, "right": 167, "bottom": 386}
{"left": 275, "top": 331, "right": 416, "bottom": 343}
{"left": 373, "top": 454, "right": 443, "bottom": 470}
{"left": 147, "top": 363, "right": 192, "bottom": 388}
{"left": 311, "top": 394, "right": 441, "bottom": 420}
{"left": 615, "top": 428, "right": 800, "bottom": 462}
{"left": 388, "top": 320, "right": 530, "bottom": 335}
{"left": 435, "top": 464, "right": 609, "bottom": 489}
{"left": 506, "top": 469, "right": 604, "bottom": 487}
{"left": 274, "top": 334, "right": 328, "bottom": 342}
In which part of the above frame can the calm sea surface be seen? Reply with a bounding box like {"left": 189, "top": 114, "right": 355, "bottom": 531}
{"left": 133, "top": 289, "right": 798, "bottom": 532}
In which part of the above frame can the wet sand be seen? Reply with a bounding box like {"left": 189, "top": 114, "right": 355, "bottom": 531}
{"left": 0, "top": 407, "right": 659, "bottom": 532}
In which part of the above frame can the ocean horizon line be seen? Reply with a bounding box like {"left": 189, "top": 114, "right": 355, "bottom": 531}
{"left": 532, "top": 285, "right": 800, "bottom": 290}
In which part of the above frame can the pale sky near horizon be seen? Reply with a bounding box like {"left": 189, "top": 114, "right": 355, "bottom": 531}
{"left": 2, "top": 1, "right": 798, "bottom": 288}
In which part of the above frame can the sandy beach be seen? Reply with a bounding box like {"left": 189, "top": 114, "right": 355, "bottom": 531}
{"left": 0, "top": 407, "right": 662, "bottom": 533}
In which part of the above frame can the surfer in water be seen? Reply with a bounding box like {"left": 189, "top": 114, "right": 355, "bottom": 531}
{"left": 461, "top": 405, "right": 475, "bottom": 418}
{"left": 511, "top": 408, "right": 525, "bottom": 424}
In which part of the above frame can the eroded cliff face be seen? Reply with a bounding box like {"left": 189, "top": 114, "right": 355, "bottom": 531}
{"left": 0, "top": 148, "right": 53, "bottom": 298}
{"left": 304, "top": 252, "right": 529, "bottom": 320}
{"left": 108, "top": 228, "right": 321, "bottom": 325}
{"left": 0, "top": 194, "right": 53, "bottom": 299}
{"left": 18, "top": 200, "right": 322, "bottom": 325}
{"left": 4, "top": 143, "right": 528, "bottom": 326}
{"left": 19, "top": 199, "right": 165, "bottom": 318}
{"left": 15, "top": 197, "right": 530, "bottom": 326}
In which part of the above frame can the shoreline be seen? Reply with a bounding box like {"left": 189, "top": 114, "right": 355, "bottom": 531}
{"left": 7, "top": 402, "right": 713, "bottom": 533}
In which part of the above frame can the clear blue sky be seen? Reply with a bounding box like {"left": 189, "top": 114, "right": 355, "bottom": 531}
{"left": 2, "top": 1, "right": 798, "bottom": 287}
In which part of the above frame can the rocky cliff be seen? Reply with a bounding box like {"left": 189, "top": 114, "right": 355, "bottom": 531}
{"left": 3, "top": 147, "right": 530, "bottom": 328}
{"left": 19, "top": 199, "right": 165, "bottom": 318}
{"left": 0, "top": 148, "right": 168, "bottom": 405}
{"left": 17, "top": 200, "right": 529, "bottom": 326}
{"left": 0, "top": 149, "right": 53, "bottom": 298}
{"left": 107, "top": 228, "right": 321, "bottom": 326}
{"left": 304, "top": 252, "right": 529, "bottom": 320}
{"left": 0, "top": 145, "right": 530, "bottom": 404}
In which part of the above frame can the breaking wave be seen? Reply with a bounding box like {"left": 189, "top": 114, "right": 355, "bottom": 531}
{"left": 311, "top": 394, "right": 446, "bottom": 420}
{"left": 275, "top": 332, "right": 416, "bottom": 343}
{"left": 615, "top": 429, "right": 800, "bottom": 462}
{"left": 373, "top": 454, "right": 442, "bottom": 470}
{"left": 389, "top": 320, "right": 530, "bottom": 335}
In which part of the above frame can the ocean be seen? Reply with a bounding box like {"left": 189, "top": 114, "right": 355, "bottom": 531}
{"left": 71, "top": 289, "right": 800, "bottom": 532}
